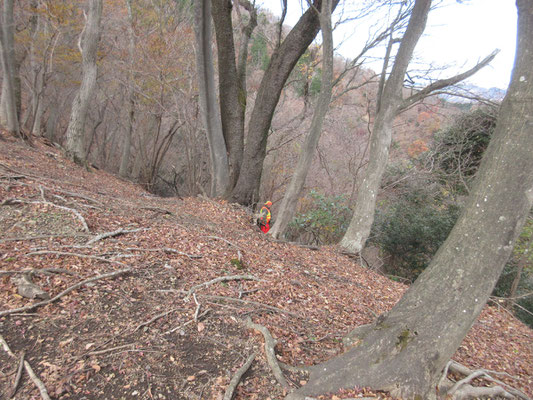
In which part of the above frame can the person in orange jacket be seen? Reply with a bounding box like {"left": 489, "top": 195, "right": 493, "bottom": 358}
{"left": 256, "top": 201, "right": 272, "bottom": 233}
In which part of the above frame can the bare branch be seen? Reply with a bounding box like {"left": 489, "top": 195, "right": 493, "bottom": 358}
{"left": 185, "top": 275, "right": 261, "bottom": 299}
{"left": 398, "top": 50, "right": 500, "bottom": 113}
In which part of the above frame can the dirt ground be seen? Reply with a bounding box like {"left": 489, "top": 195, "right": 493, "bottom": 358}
{"left": 1, "top": 132, "right": 532, "bottom": 399}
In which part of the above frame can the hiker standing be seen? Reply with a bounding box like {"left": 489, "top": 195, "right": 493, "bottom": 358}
{"left": 256, "top": 201, "right": 272, "bottom": 233}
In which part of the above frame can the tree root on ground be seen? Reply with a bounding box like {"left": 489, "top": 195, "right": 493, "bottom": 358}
{"left": 223, "top": 353, "right": 256, "bottom": 400}
{"left": 245, "top": 317, "right": 291, "bottom": 390}
{"left": 0, "top": 335, "right": 51, "bottom": 400}
{"left": 438, "top": 360, "right": 531, "bottom": 400}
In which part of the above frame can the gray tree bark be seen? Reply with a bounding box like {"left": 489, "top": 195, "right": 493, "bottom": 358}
{"left": 230, "top": 0, "right": 339, "bottom": 206}
{"left": 119, "top": 0, "right": 136, "bottom": 178}
{"left": 340, "top": 0, "right": 497, "bottom": 254}
{"left": 286, "top": 0, "right": 533, "bottom": 398}
{"left": 0, "top": 0, "right": 20, "bottom": 136}
{"left": 64, "top": 0, "right": 103, "bottom": 165}
{"left": 211, "top": 0, "right": 253, "bottom": 192}
{"left": 193, "top": 0, "right": 230, "bottom": 197}
{"left": 269, "top": 0, "right": 334, "bottom": 240}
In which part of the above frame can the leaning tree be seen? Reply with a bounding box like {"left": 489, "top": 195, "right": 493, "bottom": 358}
{"left": 286, "top": 0, "right": 533, "bottom": 398}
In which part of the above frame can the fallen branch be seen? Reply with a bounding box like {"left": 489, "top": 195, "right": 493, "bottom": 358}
{"left": 26, "top": 250, "right": 127, "bottom": 266}
{"left": 0, "top": 268, "right": 132, "bottom": 317}
{"left": 125, "top": 247, "right": 202, "bottom": 259}
{"left": 0, "top": 335, "right": 51, "bottom": 400}
{"left": 185, "top": 275, "right": 261, "bottom": 300}
{"left": 245, "top": 317, "right": 290, "bottom": 390}
{"left": 140, "top": 206, "right": 173, "bottom": 215}
{"left": 224, "top": 353, "right": 256, "bottom": 400}
{"left": 9, "top": 351, "right": 25, "bottom": 398}
{"left": 201, "top": 294, "right": 302, "bottom": 318}
{"left": 86, "top": 228, "right": 143, "bottom": 245}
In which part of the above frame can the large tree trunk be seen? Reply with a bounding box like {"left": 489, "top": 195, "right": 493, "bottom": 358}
{"left": 193, "top": 0, "right": 230, "bottom": 197}
{"left": 119, "top": 0, "right": 136, "bottom": 178}
{"left": 341, "top": 0, "right": 430, "bottom": 253}
{"left": 0, "top": 0, "right": 20, "bottom": 136}
{"left": 211, "top": 0, "right": 247, "bottom": 191}
{"left": 64, "top": 0, "right": 103, "bottom": 165}
{"left": 340, "top": 0, "right": 497, "bottom": 254}
{"left": 230, "top": 0, "right": 338, "bottom": 206}
{"left": 269, "top": 0, "right": 334, "bottom": 240}
{"left": 287, "top": 1, "right": 533, "bottom": 398}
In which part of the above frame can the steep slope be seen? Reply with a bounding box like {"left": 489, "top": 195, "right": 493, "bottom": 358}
{"left": 1, "top": 132, "right": 531, "bottom": 399}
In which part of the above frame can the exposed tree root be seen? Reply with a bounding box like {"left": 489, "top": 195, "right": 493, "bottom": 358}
{"left": 223, "top": 353, "right": 256, "bottom": 400}
{"left": 439, "top": 361, "right": 531, "bottom": 400}
{"left": 0, "top": 268, "right": 132, "bottom": 317}
{"left": 9, "top": 351, "right": 25, "bottom": 398}
{"left": 0, "top": 335, "right": 51, "bottom": 400}
{"left": 245, "top": 317, "right": 290, "bottom": 390}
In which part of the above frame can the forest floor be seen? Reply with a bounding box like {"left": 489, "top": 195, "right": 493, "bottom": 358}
{"left": 0, "top": 131, "right": 532, "bottom": 400}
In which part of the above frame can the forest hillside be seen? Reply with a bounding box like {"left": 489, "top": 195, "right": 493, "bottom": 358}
{"left": 1, "top": 132, "right": 531, "bottom": 399}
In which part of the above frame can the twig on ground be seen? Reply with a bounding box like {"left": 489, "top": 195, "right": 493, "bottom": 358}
{"left": 140, "top": 206, "right": 173, "bottom": 215}
{"left": 86, "top": 227, "right": 143, "bottom": 245}
{"left": 245, "top": 317, "right": 290, "bottom": 389}
{"left": 26, "top": 250, "right": 128, "bottom": 266}
{"left": 0, "top": 233, "right": 91, "bottom": 243}
{"left": 0, "top": 335, "right": 51, "bottom": 400}
{"left": 203, "top": 236, "right": 243, "bottom": 250}
{"left": 224, "top": 353, "right": 256, "bottom": 400}
{"left": 125, "top": 247, "right": 202, "bottom": 259}
{"left": 134, "top": 308, "right": 183, "bottom": 332}
{"left": 38, "top": 185, "right": 89, "bottom": 232}
{"left": 200, "top": 294, "right": 301, "bottom": 318}
{"left": 87, "top": 343, "right": 135, "bottom": 356}
{"left": 193, "top": 293, "right": 201, "bottom": 321}
{"left": 0, "top": 268, "right": 132, "bottom": 317}
{"left": 185, "top": 275, "right": 261, "bottom": 300}
{"left": 164, "top": 309, "right": 210, "bottom": 335}
{"left": 0, "top": 268, "right": 79, "bottom": 277}
{"left": 9, "top": 351, "right": 25, "bottom": 399}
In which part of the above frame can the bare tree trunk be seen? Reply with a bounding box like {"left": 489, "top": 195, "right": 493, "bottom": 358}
{"left": 0, "top": 0, "right": 20, "bottom": 136}
{"left": 64, "top": 0, "right": 103, "bottom": 166}
{"left": 340, "top": 0, "right": 497, "bottom": 254}
{"left": 230, "top": 0, "right": 339, "bottom": 206}
{"left": 211, "top": 0, "right": 252, "bottom": 192}
{"left": 269, "top": 0, "right": 334, "bottom": 239}
{"left": 287, "top": 2, "right": 533, "bottom": 398}
{"left": 119, "top": 0, "right": 136, "bottom": 178}
{"left": 193, "top": 0, "right": 230, "bottom": 197}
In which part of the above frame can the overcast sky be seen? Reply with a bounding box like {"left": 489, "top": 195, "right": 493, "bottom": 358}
{"left": 264, "top": 0, "right": 517, "bottom": 89}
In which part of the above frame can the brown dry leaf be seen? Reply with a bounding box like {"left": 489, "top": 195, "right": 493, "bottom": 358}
{"left": 197, "top": 322, "right": 205, "bottom": 332}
